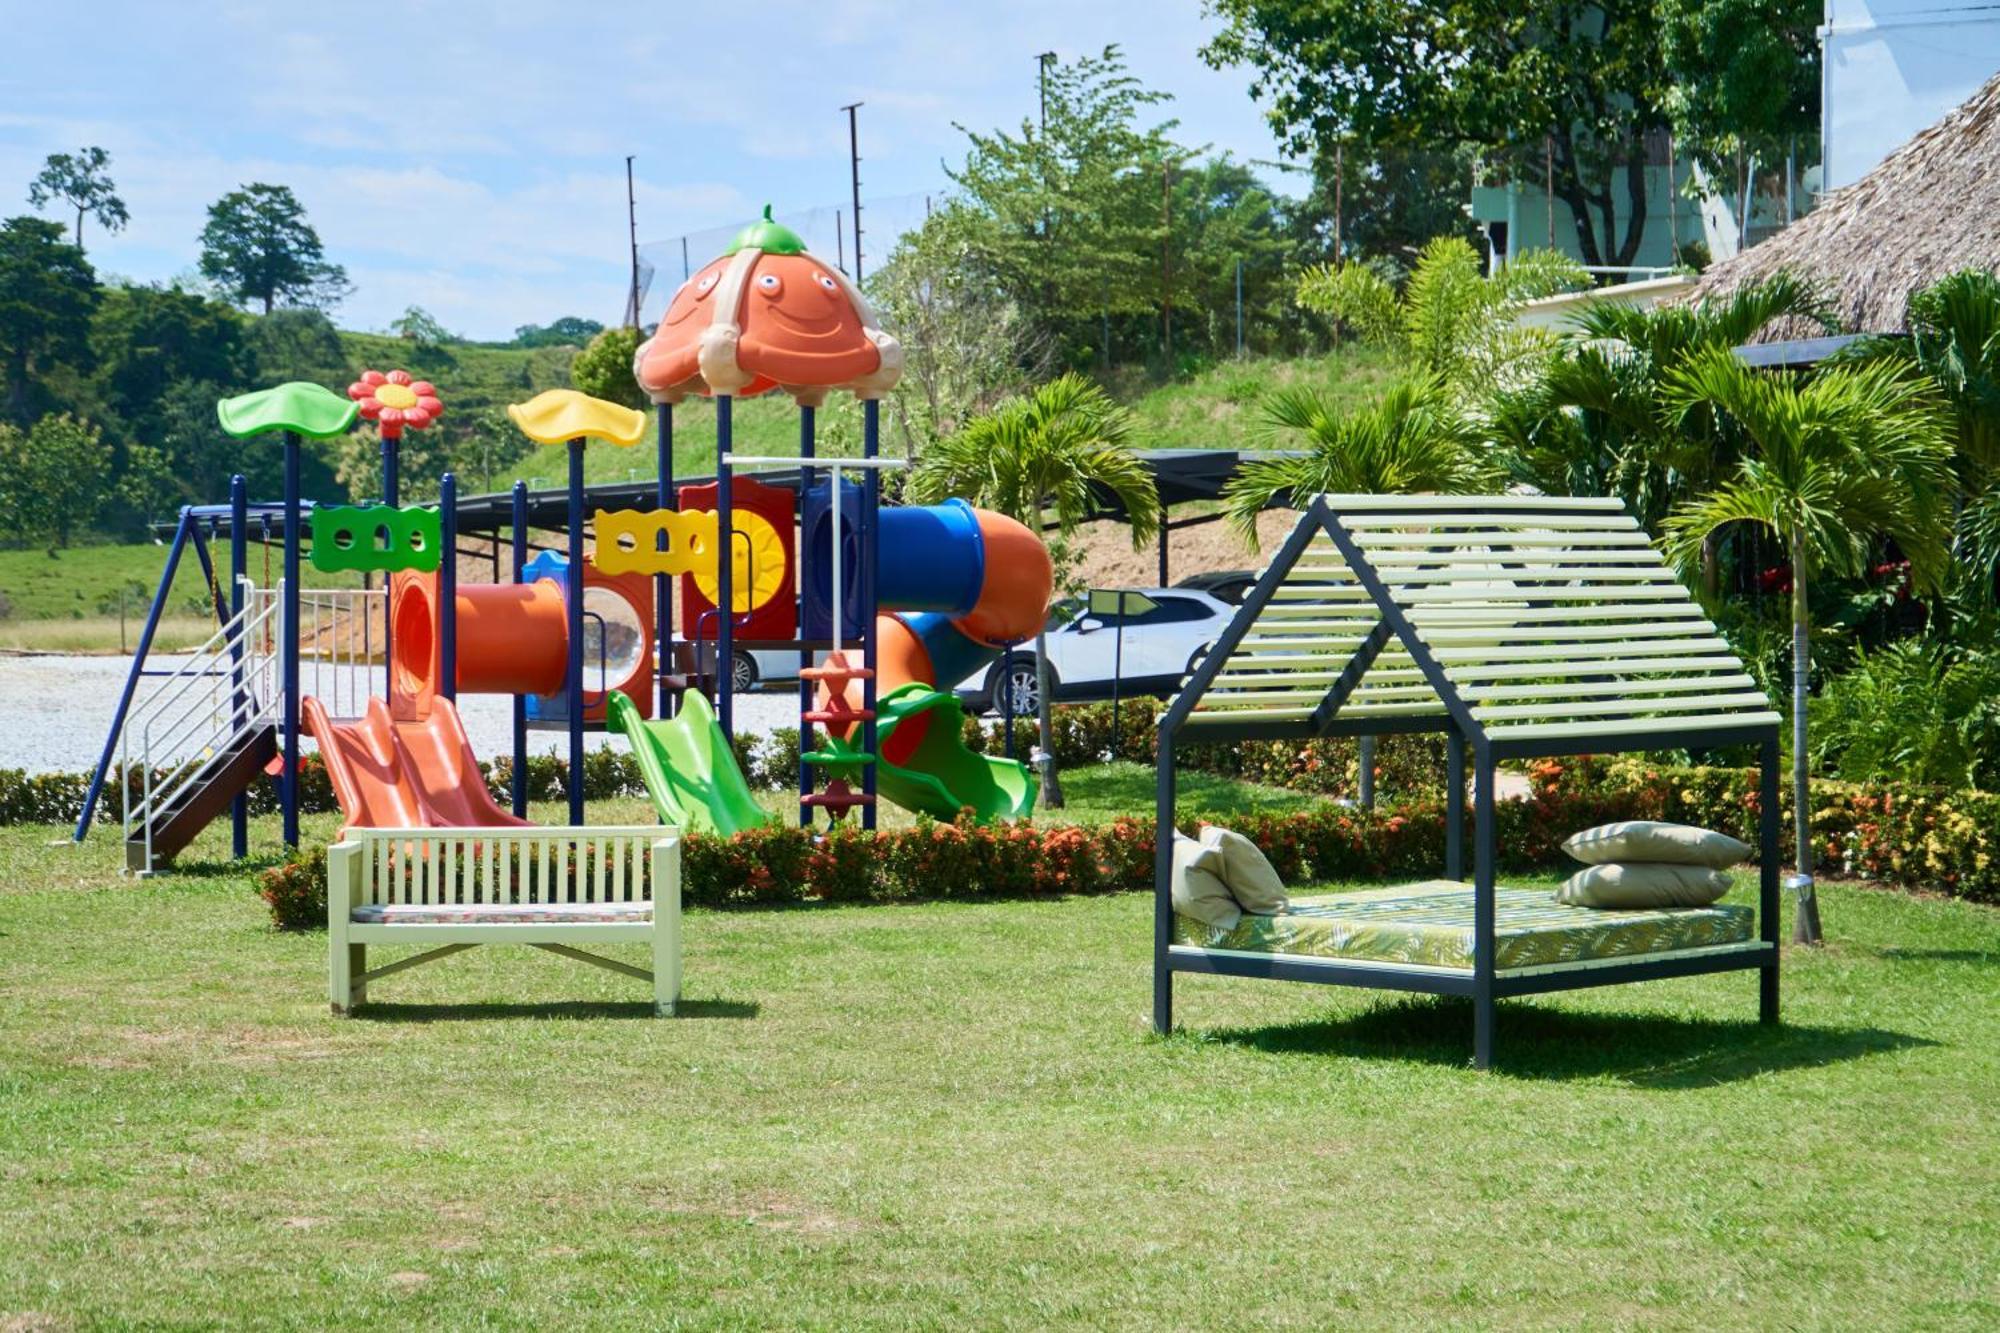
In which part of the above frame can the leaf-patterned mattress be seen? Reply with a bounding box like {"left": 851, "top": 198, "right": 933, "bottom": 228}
{"left": 1174, "top": 880, "right": 1755, "bottom": 972}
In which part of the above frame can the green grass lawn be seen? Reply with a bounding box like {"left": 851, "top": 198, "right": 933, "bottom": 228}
{"left": 3, "top": 796, "right": 1995, "bottom": 1327}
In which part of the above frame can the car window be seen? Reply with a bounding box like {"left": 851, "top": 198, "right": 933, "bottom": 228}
{"left": 1129, "top": 595, "right": 1217, "bottom": 625}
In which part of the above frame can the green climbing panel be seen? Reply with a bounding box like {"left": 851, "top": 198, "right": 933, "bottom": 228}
{"left": 310, "top": 504, "right": 443, "bottom": 574}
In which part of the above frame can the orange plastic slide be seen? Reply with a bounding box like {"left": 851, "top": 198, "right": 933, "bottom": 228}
{"left": 303, "top": 695, "right": 530, "bottom": 830}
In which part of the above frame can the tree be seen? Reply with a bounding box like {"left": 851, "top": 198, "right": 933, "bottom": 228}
{"left": 907, "top": 373, "right": 1161, "bottom": 807}
{"left": 27, "top": 147, "right": 129, "bottom": 251}
{"left": 1494, "top": 271, "right": 1829, "bottom": 588}
{"left": 1295, "top": 236, "right": 1586, "bottom": 395}
{"left": 570, "top": 326, "right": 644, "bottom": 410}
{"left": 1662, "top": 349, "right": 1953, "bottom": 944}
{"left": 514, "top": 316, "right": 604, "bottom": 348}
{"left": 197, "top": 184, "right": 351, "bottom": 315}
{"left": 0, "top": 413, "right": 113, "bottom": 547}
{"left": 946, "top": 46, "right": 1187, "bottom": 361}
{"left": 390, "top": 305, "right": 454, "bottom": 348}
{"left": 1287, "top": 142, "right": 1482, "bottom": 265}
{"left": 90, "top": 283, "right": 244, "bottom": 443}
{"left": 869, "top": 204, "right": 1051, "bottom": 451}
{"left": 1222, "top": 378, "right": 1502, "bottom": 544}
{"left": 1658, "top": 0, "right": 1820, "bottom": 178}
{"left": 0, "top": 216, "right": 99, "bottom": 423}
{"left": 1204, "top": 2, "right": 1671, "bottom": 267}
{"left": 242, "top": 307, "right": 347, "bottom": 386}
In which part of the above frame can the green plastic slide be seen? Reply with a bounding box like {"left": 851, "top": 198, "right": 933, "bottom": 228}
{"left": 813, "top": 684, "right": 1036, "bottom": 822}
{"left": 607, "top": 689, "right": 774, "bottom": 837}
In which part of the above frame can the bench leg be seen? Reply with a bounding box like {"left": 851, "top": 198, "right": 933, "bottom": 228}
{"left": 349, "top": 944, "right": 367, "bottom": 1010}
{"left": 331, "top": 942, "right": 365, "bottom": 1015}
{"left": 652, "top": 923, "right": 679, "bottom": 1018}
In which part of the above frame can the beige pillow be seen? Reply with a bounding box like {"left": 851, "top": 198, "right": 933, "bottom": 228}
{"left": 1199, "top": 825, "right": 1289, "bottom": 915}
{"left": 1556, "top": 862, "right": 1733, "bottom": 909}
{"left": 1171, "top": 831, "right": 1241, "bottom": 930}
{"left": 1563, "top": 821, "right": 1750, "bottom": 869}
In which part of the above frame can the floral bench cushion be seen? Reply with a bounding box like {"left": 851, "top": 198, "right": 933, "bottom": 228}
{"left": 350, "top": 902, "right": 654, "bottom": 926}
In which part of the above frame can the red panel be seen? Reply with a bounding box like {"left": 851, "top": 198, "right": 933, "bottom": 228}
{"left": 676, "top": 474, "right": 797, "bottom": 641}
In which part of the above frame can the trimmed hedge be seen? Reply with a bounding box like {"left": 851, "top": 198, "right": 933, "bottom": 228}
{"left": 255, "top": 748, "right": 2000, "bottom": 930}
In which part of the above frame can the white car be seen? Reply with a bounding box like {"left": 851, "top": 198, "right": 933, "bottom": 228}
{"left": 961, "top": 587, "right": 1235, "bottom": 717}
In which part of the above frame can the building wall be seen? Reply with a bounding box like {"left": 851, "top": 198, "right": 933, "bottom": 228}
{"left": 1823, "top": 0, "right": 2000, "bottom": 190}
{"left": 1471, "top": 163, "right": 1810, "bottom": 273}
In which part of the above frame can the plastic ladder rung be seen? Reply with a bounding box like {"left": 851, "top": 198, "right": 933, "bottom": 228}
{"left": 802, "top": 709, "right": 876, "bottom": 724}
{"left": 799, "top": 664, "right": 875, "bottom": 682}
{"left": 801, "top": 749, "right": 875, "bottom": 766}
{"left": 801, "top": 792, "right": 875, "bottom": 809}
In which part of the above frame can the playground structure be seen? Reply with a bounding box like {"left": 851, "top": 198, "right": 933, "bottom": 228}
{"left": 74, "top": 211, "right": 1053, "bottom": 872}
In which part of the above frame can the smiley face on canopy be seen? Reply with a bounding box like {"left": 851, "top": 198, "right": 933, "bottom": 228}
{"left": 632, "top": 207, "right": 901, "bottom": 406}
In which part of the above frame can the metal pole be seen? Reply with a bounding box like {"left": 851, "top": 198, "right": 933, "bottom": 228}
{"left": 381, "top": 426, "right": 397, "bottom": 679}
{"left": 1157, "top": 519, "right": 1169, "bottom": 586}
{"left": 716, "top": 396, "right": 735, "bottom": 742}
{"left": 1445, "top": 732, "right": 1465, "bottom": 878}
{"left": 229, "top": 475, "right": 248, "bottom": 858}
{"left": 1152, "top": 730, "right": 1176, "bottom": 1035}
{"left": 1111, "top": 591, "right": 1126, "bottom": 740}
{"left": 511, "top": 480, "right": 528, "bottom": 818}
{"left": 1161, "top": 162, "right": 1173, "bottom": 367}
{"left": 625, "top": 154, "right": 641, "bottom": 328}
{"left": 1358, "top": 734, "right": 1376, "bottom": 809}
{"left": 566, "top": 436, "right": 586, "bottom": 825}
{"left": 861, "top": 397, "right": 880, "bottom": 829}
{"left": 656, "top": 401, "right": 674, "bottom": 718}
{"left": 439, "top": 472, "right": 457, "bottom": 703}
{"left": 681, "top": 235, "right": 690, "bottom": 282}
{"left": 1472, "top": 744, "right": 1496, "bottom": 1070}
{"left": 842, "top": 102, "right": 864, "bottom": 282}
{"left": 1234, "top": 258, "right": 1244, "bottom": 358}
{"left": 282, "top": 432, "right": 301, "bottom": 848}
{"left": 798, "top": 403, "right": 816, "bottom": 826}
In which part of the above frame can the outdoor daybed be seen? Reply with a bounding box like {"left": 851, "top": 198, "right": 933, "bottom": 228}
{"left": 1154, "top": 495, "right": 1782, "bottom": 1069}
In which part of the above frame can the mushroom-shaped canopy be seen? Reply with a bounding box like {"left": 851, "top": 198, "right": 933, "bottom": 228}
{"left": 632, "top": 207, "right": 902, "bottom": 406}
{"left": 216, "top": 382, "right": 360, "bottom": 440}
{"left": 506, "top": 389, "right": 647, "bottom": 446}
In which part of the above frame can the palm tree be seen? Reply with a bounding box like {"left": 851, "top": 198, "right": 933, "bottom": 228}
{"left": 1662, "top": 347, "right": 1953, "bottom": 944}
{"left": 1221, "top": 378, "right": 1502, "bottom": 546}
{"left": 1499, "top": 272, "right": 1832, "bottom": 591}
{"left": 908, "top": 372, "right": 1161, "bottom": 808}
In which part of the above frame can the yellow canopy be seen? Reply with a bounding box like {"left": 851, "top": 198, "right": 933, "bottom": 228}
{"left": 506, "top": 389, "right": 647, "bottom": 446}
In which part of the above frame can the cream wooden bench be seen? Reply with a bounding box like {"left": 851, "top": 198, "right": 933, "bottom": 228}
{"left": 327, "top": 826, "right": 681, "bottom": 1016}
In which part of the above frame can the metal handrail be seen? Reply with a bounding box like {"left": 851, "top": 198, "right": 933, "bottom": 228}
{"left": 122, "top": 583, "right": 285, "bottom": 871}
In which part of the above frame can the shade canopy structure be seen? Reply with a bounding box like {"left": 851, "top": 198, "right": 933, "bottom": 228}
{"left": 1166, "top": 494, "right": 1782, "bottom": 759}
{"left": 1154, "top": 494, "right": 1784, "bottom": 1069}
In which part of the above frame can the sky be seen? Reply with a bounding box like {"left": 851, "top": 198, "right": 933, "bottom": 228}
{"left": 0, "top": 1, "right": 1286, "bottom": 341}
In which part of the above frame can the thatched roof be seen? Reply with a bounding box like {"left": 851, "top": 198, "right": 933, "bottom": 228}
{"left": 1686, "top": 71, "right": 2000, "bottom": 339}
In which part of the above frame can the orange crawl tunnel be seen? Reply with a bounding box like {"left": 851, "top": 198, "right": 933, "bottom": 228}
{"left": 390, "top": 571, "right": 567, "bottom": 719}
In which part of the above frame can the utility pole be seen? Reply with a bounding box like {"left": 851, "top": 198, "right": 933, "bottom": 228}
{"left": 680, "top": 235, "right": 690, "bottom": 282}
{"left": 1161, "top": 161, "right": 1174, "bottom": 368}
{"left": 841, "top": 101, "right": 864, "bottom": 282}
{"left": 624, "top": 155, "right": 640, "bottom": 328}
{"left": 1038, "top": 51, "right": 1056, "bottom": 132}
{"left": 1333, "top": 140, "right": 1344, "bottom": 261}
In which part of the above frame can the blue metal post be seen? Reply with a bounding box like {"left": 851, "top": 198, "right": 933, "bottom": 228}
{"left": 439, "top": 472, "right": 458, "bottom": 703}
{"left": 567, "top": 436, "right": 586, "bottom": 825}
{"left": 861, "top": 397, "right": 879, "bottom": 830}
{"left": 282, "top": 431, "right": 302, "bottom": 848}
{"left": 716, "top": 395, "right": 734, "bottom": 742}
{"left": 74, "top": 509, "right": 193, "bottom": 841}
{"left": 656, "top": 401, "right": 675, "bottom": 718}
{"left": 382, "top": 431, "right": 397, "bottom": 674}
{"left": 229, "top": 476, "right": 248, "bottom": 858}
{"left": 797, "top": 403, "right": 816, "bottom": 826}
{"left": 511, "top": 481, "right": 529, "bottom": 818}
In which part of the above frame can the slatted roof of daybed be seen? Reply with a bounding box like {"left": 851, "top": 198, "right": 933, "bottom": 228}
{"left": 1170, "top": 494, "right": 1782, "bottom": 757}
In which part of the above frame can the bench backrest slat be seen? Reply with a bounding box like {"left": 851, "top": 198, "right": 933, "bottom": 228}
{"left": 336, "top": 827, "right": 677, "bottom": 907}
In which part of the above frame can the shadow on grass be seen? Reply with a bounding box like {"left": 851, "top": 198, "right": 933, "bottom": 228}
{"left": 1196, "top": 995, "right": 1934, "bottom": 1086}
{"left": 1870, "top": 947, "right": 1996, "bottom": 964}
{"left": 353, "top": 997, "right": 760, "bottom": 1023}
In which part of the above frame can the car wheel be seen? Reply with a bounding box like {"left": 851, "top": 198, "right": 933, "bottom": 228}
{"left": 730, "top": 651, "right": 758, "bottom": 694}
{"left": 990, "top": 657, "right": 1052, "bottom": 718}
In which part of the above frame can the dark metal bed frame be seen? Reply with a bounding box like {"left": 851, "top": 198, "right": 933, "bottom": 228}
{"left": 1152, "top": 497, "right": 1781, "bottom": 1070}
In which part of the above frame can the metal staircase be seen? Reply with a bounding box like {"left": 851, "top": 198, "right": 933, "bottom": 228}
{"left": 121, "top": 584, "right": 283, "bottom": 873}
